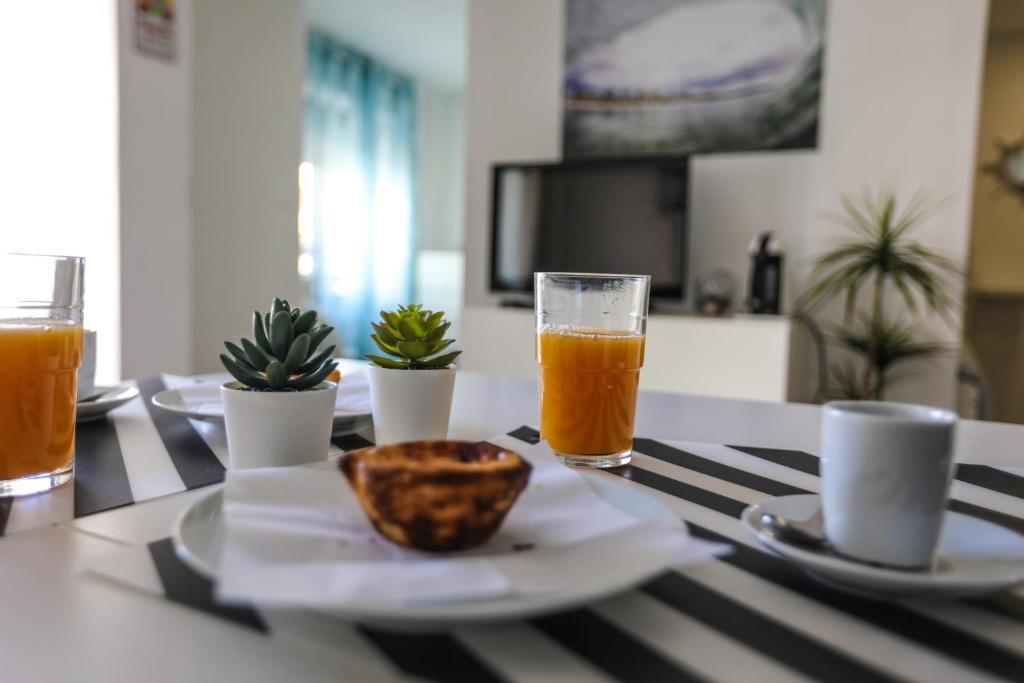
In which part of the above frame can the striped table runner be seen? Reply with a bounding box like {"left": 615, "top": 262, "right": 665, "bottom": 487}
{"left": 0, "top": 376, "right": 369, "bottom": 536}
{"left": 86, "top": 426, "right": 1024, "bottom": 683}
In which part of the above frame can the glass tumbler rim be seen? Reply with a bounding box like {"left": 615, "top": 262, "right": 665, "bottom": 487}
{"left": 1, "top": 252, "right": 85, "bottom": 312}
{"left": 534, "top": 272, "right": 652, "bottom": 282}
{"left": 5, "top": 252, "right": 85, "bottom": 263}
{"left": 2, "top": 253, "right": 86, "bottom": 282}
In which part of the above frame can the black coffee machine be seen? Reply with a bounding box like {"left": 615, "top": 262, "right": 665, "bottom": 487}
{"left": 747, "top": 231, "right": 783, "bottom": 315}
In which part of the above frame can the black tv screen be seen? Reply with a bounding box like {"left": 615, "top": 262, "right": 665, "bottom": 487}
{"left": 489, "top": 158, "right": 688, "bottom": 300}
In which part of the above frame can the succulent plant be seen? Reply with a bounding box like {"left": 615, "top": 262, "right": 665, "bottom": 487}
{"left": 367, "top": 304, "right": 461, "bottom": 369}
{"left": 220, "top": 298, "right": 339, "bottom": 391}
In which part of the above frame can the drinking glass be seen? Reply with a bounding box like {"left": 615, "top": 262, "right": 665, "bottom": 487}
{"left": 0, "top": 254, "right": 84, "bottom": 496}
{"left": 535, "top": 272, "right": 650, "bottom": 468}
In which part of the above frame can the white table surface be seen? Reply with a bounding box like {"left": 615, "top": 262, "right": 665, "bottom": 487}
{"left": 2, "top": 368, "right": 1023, "bottom": 682}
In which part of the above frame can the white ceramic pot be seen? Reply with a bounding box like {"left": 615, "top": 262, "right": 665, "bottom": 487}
{"left": 366, "top": 365, "right": 456, "bottom": 445}
{"left": 221, "top": 381, "right": 338, "bottom": 469}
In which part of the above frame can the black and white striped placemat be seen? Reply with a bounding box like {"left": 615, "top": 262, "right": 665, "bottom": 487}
{"left": 90, "top": 426, "right": 1024, "bottom": 683}
{"left": 0, "top": 376, "right": 369, "bottom": 536}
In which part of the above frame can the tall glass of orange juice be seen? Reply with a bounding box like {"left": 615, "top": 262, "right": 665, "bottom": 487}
{"left": 535, "top": 273, "right": 650, "bottom": 468}
{"left": 0, "top": 254, "right": 84, "bottom": 496}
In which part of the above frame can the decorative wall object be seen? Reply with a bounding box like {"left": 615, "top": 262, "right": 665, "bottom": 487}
{"left": 563, "top": 0, "right": 826, "bottom": 158}
{"left": 982, "top": 136, "right": 1024, "bottom": 203}
{"left": 695, "top": 269, "right": 736, "bottom": 316}
{"left": 135, "top": 0, "right": 177, "bottom": 62}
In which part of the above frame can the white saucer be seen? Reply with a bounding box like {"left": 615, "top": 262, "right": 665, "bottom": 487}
{"left": 742, "top": 494, "right": 1024, "bottom": 598}
{"left": 76, "top": 385, "right": 141, "bottom": 422}
{"left": 151, "top": 374, "right": 372, "bottom": 429}
{"left": 172, "top": 473, "right": 686, "bottom": 627}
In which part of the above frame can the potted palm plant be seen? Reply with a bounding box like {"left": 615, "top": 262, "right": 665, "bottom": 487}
{"left": 365, "top": 305, "right": 461, "bottom": 444}
{"left": 798, "top": 189, "right": 963, "bottom": 400}
{"left": 219, "top": 298, "right": 339, "bottom": 468}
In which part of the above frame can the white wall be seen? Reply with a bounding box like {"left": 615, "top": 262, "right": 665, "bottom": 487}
{"left": 416, "top": 84, "right": 466, "bottom": 328}
{"left": 417, "top": 84, "right": 466, "bottom": 252}
{"left": 464, "top": 0, "right": 988, "bottom": 407}
{"left": 191, "top": 0, "right": 305, "bottom": 373}
{"left": 0, "top": 1, "right": 120, "bottom": 382}
{"left": 118, "top": 0, "right": 193, "bottom": 379}
{"left": 119, "top": 0, "right": 305, "bottom": 377}
{"left": 465, "top": 0, "right": 563, "bottom": 313}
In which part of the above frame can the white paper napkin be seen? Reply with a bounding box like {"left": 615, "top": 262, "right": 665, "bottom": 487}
{"left": 332, "top": 371, "right": 372, "bottom": 412}
{"left": 215, "top": 441, "right": 728, "bottom": 607}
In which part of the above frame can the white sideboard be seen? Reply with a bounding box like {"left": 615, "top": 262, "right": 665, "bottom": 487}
{"left": 459, "top": 305, "right": 812, "bottom": 403}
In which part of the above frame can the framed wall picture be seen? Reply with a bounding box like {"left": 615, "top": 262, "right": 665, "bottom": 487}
{"left": 563, "top": 0, "right": 826, "bottom": 158}
{"left": 135, "top": 0, "right": 177, "bottom": 62}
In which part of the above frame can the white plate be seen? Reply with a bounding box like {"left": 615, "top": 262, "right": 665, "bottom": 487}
{"left": 742, "top": 494, "right": 1024, "bottom": 598}
{"left": 76, "top": 385, "right": 140, "bottom": 422}
{"left": 172, "top": 472, "right": 684, "bottom": 627}
{"left": 151, "top": 374, "right": 372, "bottom": 428}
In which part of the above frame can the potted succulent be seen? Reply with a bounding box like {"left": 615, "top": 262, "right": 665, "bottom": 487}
{"left": 365, "top": 305, "right": 462, "bottom": 445}
{"left": 219, "top": 298, "right": 339, "bottom": 469}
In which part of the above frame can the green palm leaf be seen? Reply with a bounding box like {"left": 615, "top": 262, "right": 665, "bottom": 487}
{"left": 802, "top": 188, "right": 963, "bottom": 401}
{"left": 827, "top": 362, "right": 873, "bottom": 400}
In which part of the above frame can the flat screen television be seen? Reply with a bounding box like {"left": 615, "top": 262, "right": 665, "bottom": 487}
{"left": 489, "top": 158, "right": 689, "bottom": 301}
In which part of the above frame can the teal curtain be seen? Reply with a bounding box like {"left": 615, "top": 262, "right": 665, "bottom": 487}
{"left": 303, "top": 31, "right": 416, "bottom": 358}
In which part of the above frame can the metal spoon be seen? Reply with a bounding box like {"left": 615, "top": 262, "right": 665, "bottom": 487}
{"left": 761, "top": 507, "right": 826, "bottom": 546}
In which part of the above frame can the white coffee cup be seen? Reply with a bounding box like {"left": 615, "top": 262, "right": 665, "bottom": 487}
{"left": 78, "top": 329, "right": 97, "bottom": 400}
{"left": 820, "top": 401, "right": 957, "bottom": 568}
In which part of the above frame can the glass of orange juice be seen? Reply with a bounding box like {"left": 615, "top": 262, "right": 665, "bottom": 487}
{"left": 535, "top": 272, "right": 650, "bottom": 468}
{"left": 0, "top": 254, "right": 84, "bottom": 496}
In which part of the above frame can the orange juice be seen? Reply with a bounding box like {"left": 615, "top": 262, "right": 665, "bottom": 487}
{"left": 537, "top": 326, "right": 645, "bottom": 456}
{"left": 0, "top": 321, "right": 82, "bottom": 481}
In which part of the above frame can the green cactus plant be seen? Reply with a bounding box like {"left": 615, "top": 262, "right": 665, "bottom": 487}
{"left": 367, "top": 304, "right": 462, "bottom": 369}
{"left": 220, "top": 298, "right": 339, "bottom": 391}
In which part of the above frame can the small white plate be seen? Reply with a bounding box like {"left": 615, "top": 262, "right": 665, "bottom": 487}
{"left": 76, "top": 385, "right": 140, "bottom": 422}
{"left": 172, "top": 473, "right": 685, "bottom": 627}
{"left": 151, "top": 373, "right": 372, "bottom": 429}
{"left": 742, "top": 494, "right": 1024, "bottom": 598}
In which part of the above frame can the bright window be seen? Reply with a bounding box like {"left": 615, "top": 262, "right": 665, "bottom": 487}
{"left": 0, "top": 2, "right": 120, "bottom": 382}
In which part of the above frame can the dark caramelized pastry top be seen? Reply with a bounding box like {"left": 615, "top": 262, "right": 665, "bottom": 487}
{"left": 341, "top": 441, "right": 532, "bottom": 552}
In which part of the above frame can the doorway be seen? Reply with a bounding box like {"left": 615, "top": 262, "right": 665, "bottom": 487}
{"left": 963, "top": 0, "right": 1024, "bottom": 423}
{"left": 302, "top": 0, "right": 467, "bottom": 354}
